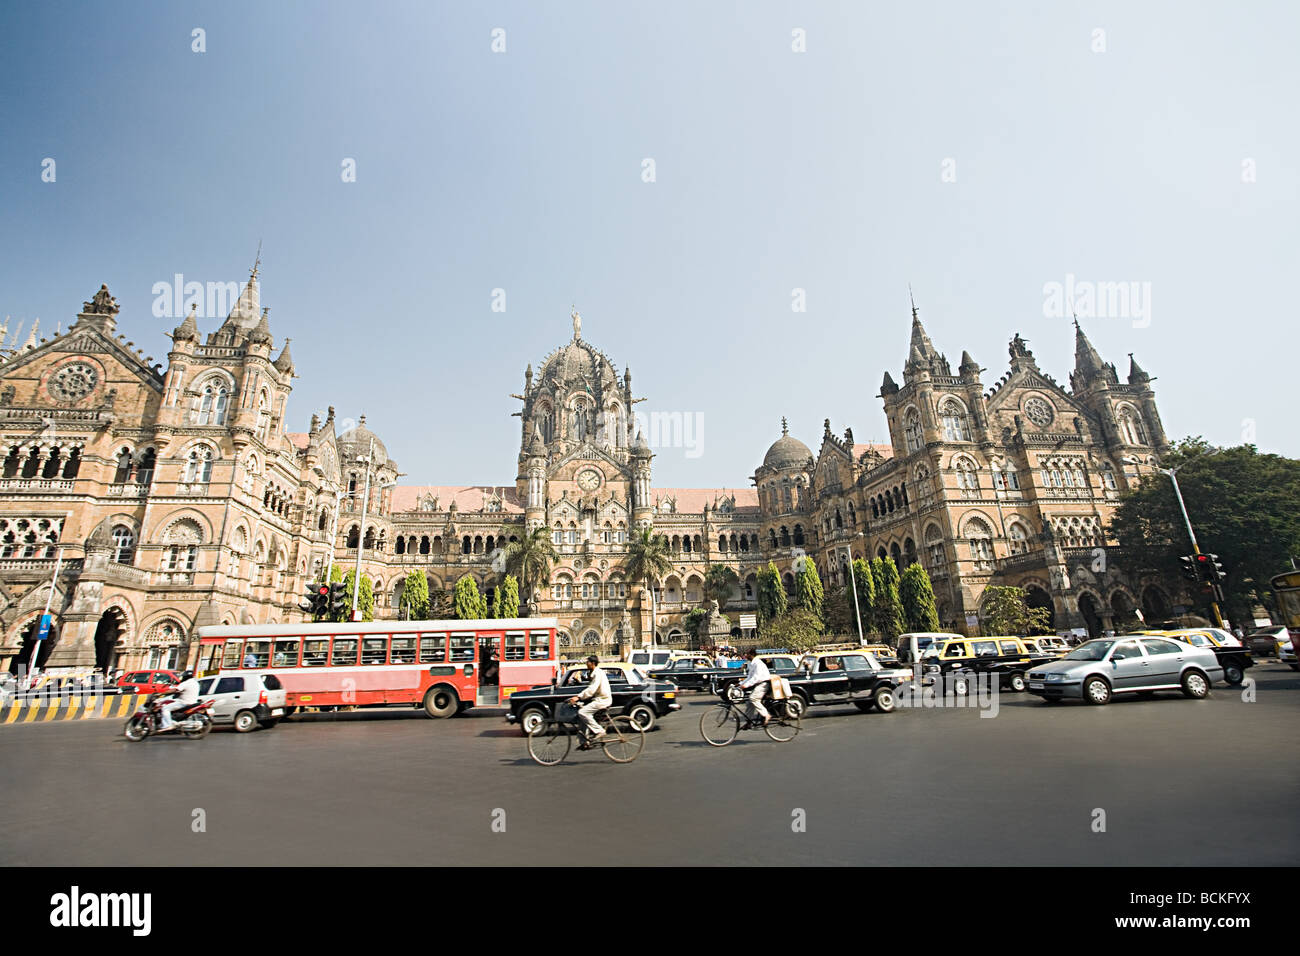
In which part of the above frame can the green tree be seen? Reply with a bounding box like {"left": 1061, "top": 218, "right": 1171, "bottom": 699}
{"left": 981, "top": 585, "right": 1052, "bottom": 636}
{"left": 756, "top": 561, "right": 788, "bottom": 623}
{"left": 341, "top": 569, "right": 375, "bottom": 622}
{"left": 503, "top": 527, "right": 558, "bottom": 616}
{"left": 872, "top": 557, "right": 904, "bottom": 642}
{"left": 794, "top": 558, "right": 825, "bottom": 626}
{"left": 682, "top": 607, "right": 721, "bottom": 647}
{"left": 453, "top": 574, "right": 487, "bottom": 620}
{"left": 763, "top": 608, "right": 824, "bottom": 654}
{"left": 401, "top": 569, "right": 430, "bottom": 620}
{"left": 848, "top": 557, "right": 876, "bottom": 637}
{"left": 703, "top": 564, "right": 740, "bottom": 610}
{"left": 899, "top": 562, "right": 941, "bottom": 632}
{"left": 625, "top": 529, "right": 674, "bottom": 644}
{"left": 822, "top": 588, "right": 855, "bottom": 636}
{"left": 1108, "top": 438, "right": 1300, "bottom": 626}
{"left": 496, "top": 574, "right": 520, "bottom": 619}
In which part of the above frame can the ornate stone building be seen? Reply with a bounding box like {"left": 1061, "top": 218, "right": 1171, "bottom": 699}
{"left": 0, "top": 272, "right": 1185, "bottom": 673}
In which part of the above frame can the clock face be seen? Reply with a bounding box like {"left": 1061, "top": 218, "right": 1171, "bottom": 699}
{"left": 576, "top": 468, "right": 602, "bottom": 491}
{"left": 1024, "top": 397, "right": 1054, "bottom": 428}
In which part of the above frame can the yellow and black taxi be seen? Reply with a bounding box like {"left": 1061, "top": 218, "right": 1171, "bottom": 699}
{"left": 921, "top": 636, "right": 1057, "bottom": 692}
{"left": 1151, "top": 628, "right": 1253, "bottom": 685}
{"left": 782, "top": 649, "right": 915, "bottom": 717}
{"left": 505, "top": 662, "right": 680, "bottom": 734}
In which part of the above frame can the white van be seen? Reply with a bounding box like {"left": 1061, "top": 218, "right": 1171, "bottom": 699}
{"left": 625, "top": 647, "right": 694, "bottom": 670}
{"left": 895, "top": 632, "right": 963, "bottom": 664}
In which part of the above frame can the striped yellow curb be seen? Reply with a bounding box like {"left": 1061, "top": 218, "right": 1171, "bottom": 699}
{"left": 0, "top": 694, "right": 147, "bottom": 725}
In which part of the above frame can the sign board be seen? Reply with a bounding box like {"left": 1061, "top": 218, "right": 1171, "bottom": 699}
{"left": 36, "top": 613, "right": 52, "bottom": 641}
{"left": 738, "top": 613, "right": 757, "bottom": 629}
{"left": 964, "top": 614, "right": 979, "bottom": 629}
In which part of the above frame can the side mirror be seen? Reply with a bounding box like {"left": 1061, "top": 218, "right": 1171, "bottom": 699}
{"left": 1112, "top": 654, "right": 1126, "bottom": 662}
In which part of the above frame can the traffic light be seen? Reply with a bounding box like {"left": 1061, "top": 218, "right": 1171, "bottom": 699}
{"left": 1193, "top": 553, "right": 1225, "bottom": 583}
{"left": 301, "top": 583, "right": 331, "bottom": 619}
{"left": 328, "top": 582, "right": 347, "bottom": 618}
{"left": 300, "top": 584, "right": 318, "bottom": 614}
{"left": 1178, "top": 556, "right": 1199, "bottom": 582}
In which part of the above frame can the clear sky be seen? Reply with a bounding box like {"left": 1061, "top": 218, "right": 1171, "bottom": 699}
{"left": 2, "top": 1, "right": 1296, "bottom": 487}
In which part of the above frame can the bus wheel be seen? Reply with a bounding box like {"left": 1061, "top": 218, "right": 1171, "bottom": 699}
{"left": 423, "top": 686, "right": 459, "bottom": 719}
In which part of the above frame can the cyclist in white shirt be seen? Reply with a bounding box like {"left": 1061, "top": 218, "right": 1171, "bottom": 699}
{"left": 566, "top": 655, "right": 612, "bottom": 747}
{"left": 738, "top": 649, "right": 771, "bottom": 727}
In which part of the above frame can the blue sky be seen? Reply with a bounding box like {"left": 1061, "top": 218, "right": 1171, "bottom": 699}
{"left": 2, "top": 1, "right": 1296, "bottom": 486}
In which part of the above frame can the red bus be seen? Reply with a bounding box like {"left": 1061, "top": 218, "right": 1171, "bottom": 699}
{"left": 193, "top": 617, "right": 559, "bottom": 718}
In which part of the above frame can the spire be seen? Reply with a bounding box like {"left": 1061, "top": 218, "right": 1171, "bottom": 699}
{"left": 171, "top": 304, "right": 199, "bottom": 343}
{"left": 781, "top": 416, "right": 789, "bottom": 437}
{"left": 960, "top": 349, "right": 977, "bottom": 369}
{"left": 247, "top": 308, "right": 273, "bottom": 346}
{"left": 880, "top": 370, "right": 898, "bottom": 394}
{"left": 22, "top": 319, "right": 40, "bottom": 350}
{"left": 1128, "top": 353, "right": 1150, "bottom": 384}
{"left": 631, "top": 428, "right": 652, "bottom": 457}
{"left": 226, "top": 261, "right": 261, "bottom": 327}
{"left": 273, "top": 337, "right": 295, "bottom": 374}
{"left": 1073, "top": 318, "right": 1104, "bottom": 373}
{"left": 527, "top": 422, "right": 547, "bottom": 457}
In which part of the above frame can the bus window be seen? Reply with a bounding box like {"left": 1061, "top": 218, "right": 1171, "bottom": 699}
{"left": 419, "top": 633, "right": 446, "bottom": 663}
{"left": 330, "top": 638, "right": 358, "bottom": 666}
{"left": 529, "top": 630, "right": 551, "bottom": 660}
{"left": 504, "top": 632, "right": 526, "bottom": 661}
{"left": 361, "top": 637, "right": 388, "bottom": 665}
{"left": 390, "top": 637, "right": 416, "bottom": 664}
{"left": 303, "top": 640, "right": 329, "bottom": 666}
{"left": 245, "top": 640, "right": 271, "bottom": 668}
{"left": 273, "top": 639, "right": 300, "bottom": 667}
{"left": 221, "top": 641, "right": 243, "bottom": 669}
{"left": 449, "top": 634, "right": 475, "bottom": 662}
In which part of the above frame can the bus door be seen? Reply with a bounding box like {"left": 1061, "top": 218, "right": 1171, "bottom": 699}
{"left": 476, "top": 631, "right": 503, "bottom": 704}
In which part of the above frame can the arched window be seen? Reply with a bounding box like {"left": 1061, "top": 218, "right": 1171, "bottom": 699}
{"left": 903, "top": 408, "right": 923, "bottom": 452}
{"left": 111, "top": 525, "right": 135, "bottom": 564}
{"left": 113, "top": 448, "right": 133, "bottom": 484}
{"left": 793, "top": 525, "right": 805, "bottom": 546}
{"left": 1007, "top": 522, "right": 1029, "bottom": 555}
{"left": 964, "top": 517, "right": 994, "bottom": 570}
{"left": 1118, "top": 406, "right": 1147, "bottom": 445}
{"left": 924, "top": 524, "right": 945, "bottom": 571}
{"left": 183, "top": 446, "right": 213, "bottom": 485}
{"left": 954, "top": 457, "right": 979, "bottom": 495}
{"left": 346, "top": 525, "right": 360, "bottom": 549}
{"left": 939, "top": 399, "right": 969, "bottom": 442}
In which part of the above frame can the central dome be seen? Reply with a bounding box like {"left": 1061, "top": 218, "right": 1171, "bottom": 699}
{"left": 762, "top": 420, "right": 812, "bottom": 470}
{"left": 536, "top": 337, "right": 618, "bottom": 393}
{"left": 337, "top": 415, "right": 389, "bottom": 467}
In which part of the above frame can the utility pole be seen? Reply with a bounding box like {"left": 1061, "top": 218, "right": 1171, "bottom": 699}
{"left": 844, "top": 534, "right": 865, "bottom": 646}
{"left": 1162, "top": 465, "right": 1224, "bottom": 628}
{"left": 351, "top": 439, "right": 374, "bottom": 621}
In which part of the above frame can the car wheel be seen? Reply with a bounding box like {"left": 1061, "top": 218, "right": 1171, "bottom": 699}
{"left": 233, "top": 709, "right": 259, "bottom": 733}
{"left": 422, "top": 685, "right": 459, "bottom": 719}
{"left": 1222, "top": 663, "right": 1244, "bottom": 685}
{"left": 1083, "top": 676, "right": 1111, "bottom": 705}
{"left": 872, "top": 686, "right": 897, "bottom": 713}
{"left": 1007, "top": 672, "right": 1027, "bottom": 693}
{"left": 627, "top": 703, "right": 657, "bottom": 733}
{"left": 785, "top": 694, "right": 807, "bottom": 720}
{"left": 519, "top": 707, "right": 548, "bottom": 736}
{"left": 1180, "top": 669, "right": 1210, "bottom": 699}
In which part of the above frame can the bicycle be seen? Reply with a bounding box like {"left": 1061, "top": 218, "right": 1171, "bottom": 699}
{"left": 527, "top": 702, "right": 645, "bottom": 765}
{"left": 700, "top": 682, "right": 801, "bottom": 746}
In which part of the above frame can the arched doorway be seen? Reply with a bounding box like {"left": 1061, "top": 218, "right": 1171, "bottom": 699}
{"left": 93, "top": 608, "right": 126, "bottom": 672}
{"left": 1078, "top": 593, "right": 1103, "bottom": 638}
{"left": 1141, "top": 585, "right": 1171, "bottom": 625}
{"left": 9, "top": 617, "right": 59, "bottom": 674}
{"left": 1024, "top": 586, "right": 1055, "bottom": 632}
{"left": 1110, "top": 591, "right": 1139, "bottom": 631}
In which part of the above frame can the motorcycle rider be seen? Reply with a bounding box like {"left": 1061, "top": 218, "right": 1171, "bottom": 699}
{"left": 158, "top": 670, "right": 200, "bottom": 731}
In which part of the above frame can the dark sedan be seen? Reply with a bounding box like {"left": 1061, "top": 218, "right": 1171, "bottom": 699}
{"left": 506, "top": 665, "right": 681, "bottom": 733}
{"left": 647, "top": 655, "right": 744, "bottom": 692}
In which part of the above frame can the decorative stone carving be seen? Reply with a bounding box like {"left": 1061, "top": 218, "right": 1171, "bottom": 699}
{"left": 83, "top": 285, "right": 120, "bottom": 315}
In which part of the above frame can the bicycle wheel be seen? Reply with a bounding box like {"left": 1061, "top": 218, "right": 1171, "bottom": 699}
{"left": 700, "top": 705, "right": 739, "bottom": 746}
{"left": 600, "top": 716, "right": 645, "bottom": 763}
{"left": 763, "top": 703, "right": 801, "bottom": 742}
{"left": 527, "top": 721, "right": 572, "bottom": 766}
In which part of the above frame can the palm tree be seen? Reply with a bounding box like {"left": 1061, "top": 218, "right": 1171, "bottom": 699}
{"left": 703, "top": 564, "right": 739, "bottom": 611}
{"left": 624, "top": 528, "right": 673, "bottom": 646}
{"left": 503, "top": 527, "right": 557, "bottom": 616}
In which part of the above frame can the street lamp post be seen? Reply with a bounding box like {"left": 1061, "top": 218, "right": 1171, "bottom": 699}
{"left": 350, "top": 438, "right": 375, "bottom": 620}
{"left": 844, "top": 532, "right": 866, "bottom": 646}
{"left": 1159, "top": 450, "right": 1225, "bottom": 628}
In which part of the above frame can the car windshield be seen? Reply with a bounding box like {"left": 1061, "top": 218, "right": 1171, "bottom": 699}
{"left": 1065, "top": 640, "right": 1115, "bottom": 661}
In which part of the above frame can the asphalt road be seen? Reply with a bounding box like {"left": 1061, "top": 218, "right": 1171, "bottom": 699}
{"left": 2, "top": 664, "right": 1297, "bottom": 866}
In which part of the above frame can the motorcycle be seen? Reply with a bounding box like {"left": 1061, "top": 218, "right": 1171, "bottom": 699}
{"left": 123, "top": 694, "right": 214, "bottom": 742}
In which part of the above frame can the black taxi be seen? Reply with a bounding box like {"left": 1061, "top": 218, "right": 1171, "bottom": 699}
{"left": 782, "top": 650, "right": 915, "bottom": 717}
{"left": 505, "top": 663, "right": 680, "bottom": 734}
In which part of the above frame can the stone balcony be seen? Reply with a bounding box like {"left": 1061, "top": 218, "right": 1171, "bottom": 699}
{"left": 0, "top": 478, "right": 76, "bottom": 493}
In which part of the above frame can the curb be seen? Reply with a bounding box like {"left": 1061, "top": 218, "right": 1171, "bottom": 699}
{"left": 0, "top": 694, "right": 148, "bottom": 725}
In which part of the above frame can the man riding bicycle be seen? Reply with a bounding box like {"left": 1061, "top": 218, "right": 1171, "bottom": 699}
{"left": 566, "top": 655, "right": 611, "bottom": 749}
{"left": 738, "top": 648, "right": 771, "bottom": 728}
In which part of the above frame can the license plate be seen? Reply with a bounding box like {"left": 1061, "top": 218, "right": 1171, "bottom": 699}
{"left": 1028, "top": 682, "right": 1044, "bottom": 690}
{"left": 271, "top": 708, "right": 284, "bottom": 716}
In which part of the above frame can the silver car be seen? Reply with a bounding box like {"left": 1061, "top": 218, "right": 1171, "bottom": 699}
{"left": 196, "top": 671, "right": 287, "bottom": 732}
{"left": 1026, "top": 636, "right": 1222, "bottom": 705}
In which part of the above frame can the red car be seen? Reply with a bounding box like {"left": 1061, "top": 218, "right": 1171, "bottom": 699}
{"left": 116, "top": 669, "right": 182, "bottom": 694}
